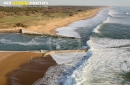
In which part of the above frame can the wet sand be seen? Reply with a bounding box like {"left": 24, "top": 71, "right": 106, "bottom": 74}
{"left": 0, "top": 51, "right": 86, "bottom": 85}
{"left": 6, "top": 55, "right": 56, "bottom": 85}
{"left": 0, "top": 52, "right": 46, "bottom": 85}
{"left": 0, "top": 7, "right": 103, "bottom": 85}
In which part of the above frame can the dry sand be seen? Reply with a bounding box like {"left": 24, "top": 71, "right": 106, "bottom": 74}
{"left": 0, "top": 52, "right": 16, "bottom": 61}
{"left": 0, "top": 8, "right": 102, "bottom": 85}
{"left": 0, "top": 52, "right": 44, "bottom": 85}
{"left": 0, "top": 8, "right": 102, "bottom": 35}
{"left": 24, "top": 8, "right": 102, "bottom": 35}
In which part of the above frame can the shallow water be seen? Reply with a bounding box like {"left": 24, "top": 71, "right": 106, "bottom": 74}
{"left": 33, "top": 7, "right": 111, "bottom": 85}
{"left": 0, "top": 33, "right": 82, "bottom": 51}
{"left": 2, "top": 7, "right": 130, "bottom": 85}
{"left": 63, "top": 7, "right": 130, "bottom": 85}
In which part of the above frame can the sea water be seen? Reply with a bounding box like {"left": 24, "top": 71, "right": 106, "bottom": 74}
{"left": 0, "top": 33, "right": 82, "bottom": 51}
{"left": 63, "top": 7, "right": 130, "bottom": 85}
{"left": 2, "top": 6, "right": 130, "bottom": 85}
{"left": 33, "top": 7, "right": 110, "bottom": 85}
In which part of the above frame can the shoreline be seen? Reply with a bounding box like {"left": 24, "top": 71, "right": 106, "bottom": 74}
{"left": 0, "top": 50, "right": 87, "bottom": 85}
{"left": 0, "top": 7, "right": 103, "bottom": 85}
{"left": 6, "top": 54, "right": 56, "bottom": 85}
{"left": 0, "top": 52, "right": 43, "bottom": 85}
{"left": 0, "top": 7, "right": 103, "bottom": 38}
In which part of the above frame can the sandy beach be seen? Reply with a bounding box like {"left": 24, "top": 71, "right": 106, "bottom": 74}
{"left": 0, "top": 7, "right": 103, "bottom": 36}
{"left": 0, "top": 50, "right": 87, "bottom": 85}
{"left": 0, "top": 7, "right": 102, "bottom": 85}
{"left": 0, "top": 4, "right": 128, "bottom": 85}
{"left": 0, "top": 52, "right": 45, "bottom": 85}
{"left": 24, "top": 8, "right": 102, "bottom": 35}
{"left": 7, "top": 54, "right": 56, "bottom": 85}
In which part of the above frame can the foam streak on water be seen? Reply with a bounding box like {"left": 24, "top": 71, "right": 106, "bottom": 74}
{"left": 65, "top": 38, "right": 130, "bottom": 85}
{"left": 56, "top": 8, "right": 109, "bottom": 39}
{"left": 64, "top": 7, "right": 130, "bottom": 85}
{"left": 33, "top": 8, "right": 110, "bottom": 85}
{"left": 0, "top": 34, "right": 82, "bottom": 50}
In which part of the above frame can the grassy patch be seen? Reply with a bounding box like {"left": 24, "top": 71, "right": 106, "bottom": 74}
{"left": 0, "top": 6, "right": 99, "bottom": 29}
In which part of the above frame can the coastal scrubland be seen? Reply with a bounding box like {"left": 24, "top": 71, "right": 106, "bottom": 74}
{"left": 0, "top": 6, "right": 102, "bottom": 35}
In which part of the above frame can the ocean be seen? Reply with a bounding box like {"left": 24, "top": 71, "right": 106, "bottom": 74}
{"left": 63, "top": 7, "right": 130, "bottom": 85}
{"left": 1, "top": 7, "right": 130, "bottom": 85}
{"left": 0, "top": 33, "right": 82, "bottom": 51}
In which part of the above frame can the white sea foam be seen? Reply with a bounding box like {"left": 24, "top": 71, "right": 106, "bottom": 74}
{"left": 55, "top": 27, "right": 81, "bottom": 38}
{"left": 56, "top": 8, "right": 109, "bottom": 38}
{"left": 63, "top": 7, "right": 130, "bottom": 85}
{"left": 33, "top": 8, "right": 110, "bottom": 85}
{"left": 108, "top": 9, "right": 123, "bottom": 17}
{"left": 93, "top": 23, "right": 102, "bottom": 33}
{"left": 68, "top": 19, "right": 94, "bottom": 27}
{"left": 0, "top": 38, "right": 41, "bottom": 45}
{"left": 51, "top": 52, "right": 87, "bottom": 65}
{"left": 68, "top": 8, "right": 109, "bottom": 28}
{"left": 94, "top": 12, "right": 130, "bottom": 34}
{"left": 126, "top": 12, "right": 130, "bottom": 15}
{"left": 104, "top": 16, "right": 130, "bottom": 25}
{"left": 0, "top": 36, "right": 76, "bottom": 48}
{"left": 33, "top": 52, "right": 87, "bottom": 85}
{"left": 64, "top": 37, "right": 130, "bottom": 85}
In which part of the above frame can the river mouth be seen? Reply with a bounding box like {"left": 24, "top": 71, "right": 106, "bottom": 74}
{"left": 0, "top": 33, "right": 83, "bottom": 51}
